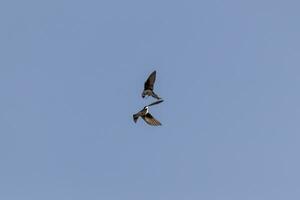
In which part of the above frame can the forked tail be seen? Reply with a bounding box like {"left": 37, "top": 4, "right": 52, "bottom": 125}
{"left": 133, "top": 114, "right": 139, "bottom": 123}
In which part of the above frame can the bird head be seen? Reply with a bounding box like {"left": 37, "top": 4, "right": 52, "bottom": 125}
{"left": 144, "top": 106, "right": 149, "bottom": 113}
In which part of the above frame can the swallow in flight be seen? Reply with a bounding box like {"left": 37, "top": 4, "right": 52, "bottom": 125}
{"left": 133, "top": 99, "right": 163, "bottom": 126}
{"left": 141, "top": 70, "right": 161, "bottom": 100}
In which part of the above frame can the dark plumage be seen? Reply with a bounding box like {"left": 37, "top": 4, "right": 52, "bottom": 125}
{"left": 133, "top": 99, "right": 163, "bottom": 126}
{"left": 141, "top": 70, "right": 161, "bottom": 100}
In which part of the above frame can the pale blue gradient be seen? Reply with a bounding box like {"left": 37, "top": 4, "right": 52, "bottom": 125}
{"left": 1, "top": 0, "right": 300, "bottom": 199}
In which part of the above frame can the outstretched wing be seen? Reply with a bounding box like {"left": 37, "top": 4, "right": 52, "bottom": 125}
{"left": 142, "top": 113, "right": 161, "bottom": 126}
{"left": 147, "top": 99, "right": 164, "bottom": 107}
{"left": 144, "top": 71, "right": 156, "bottom": 90}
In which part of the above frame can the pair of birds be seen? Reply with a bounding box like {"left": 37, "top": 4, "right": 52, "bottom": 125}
{"left": 133, "top": 71, "right": 163, "bottom": 126}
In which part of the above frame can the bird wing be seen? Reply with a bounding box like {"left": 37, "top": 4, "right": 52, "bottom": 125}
{"left": 147, "top": 99, "right": 164, "bottom": 107}
{"left": 144, "top": 71, "right": 156, "bottom": 90}
{"left": 142, "top": 113, "right": 162, "bottom": 126}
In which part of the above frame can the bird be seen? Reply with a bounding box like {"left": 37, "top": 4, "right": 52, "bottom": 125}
{"left": 133, "top": 99, "right": 163, "bottom": 126}
{"left": 141, "top": 70, "right": 161, "bottom": 100}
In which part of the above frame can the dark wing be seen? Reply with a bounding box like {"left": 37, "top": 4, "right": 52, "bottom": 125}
{"left": 142, "top": 113, "right": 161, "bottom": 126}
{"left": 144, "top": 71, "right": 156, "bottom": 90}
{"left": 147, "top": 99, "right": 164, "bottom": 107}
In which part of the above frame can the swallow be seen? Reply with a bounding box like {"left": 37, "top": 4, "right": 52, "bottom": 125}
{"left": 133, "top": 99, "right": 163, "bottom": 126}
{"left": 141, "top": 70, "right": 161, "bottom": 100}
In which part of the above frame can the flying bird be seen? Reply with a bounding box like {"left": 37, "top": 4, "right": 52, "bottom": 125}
{"left": 141, "top": 70, "right": 161, "bottom": 100}
{"left": 133, "top": 99, "right": 163, "bottom": 126}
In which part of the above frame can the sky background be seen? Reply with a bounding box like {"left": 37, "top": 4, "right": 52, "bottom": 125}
{"left": 1, "top": 0, "right": 300, "bottom": 199}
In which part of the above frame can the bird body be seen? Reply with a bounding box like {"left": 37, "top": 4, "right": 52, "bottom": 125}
{"left": 142, "top": 70, "right": 161, "bottom": 100}
{"left": 133, "top": 99, "right": 163, "bottom": 126}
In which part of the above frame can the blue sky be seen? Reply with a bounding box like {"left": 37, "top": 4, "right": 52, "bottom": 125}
{"left": 1, "top": 0, "right": 300, "bottom": 199}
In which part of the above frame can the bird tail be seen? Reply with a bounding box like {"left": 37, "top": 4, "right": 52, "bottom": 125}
{"left": 133, "top": 114, "right": 139, "bottom": 123}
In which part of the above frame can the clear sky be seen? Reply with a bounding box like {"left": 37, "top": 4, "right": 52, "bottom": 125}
{"left": 1, "top": 0, "right": 300, "bottom": 199}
